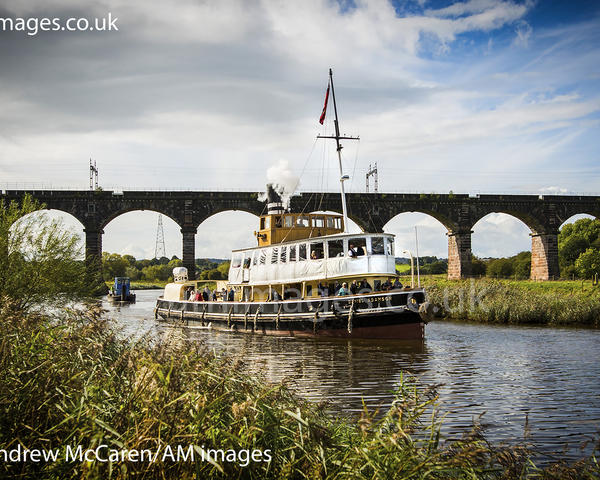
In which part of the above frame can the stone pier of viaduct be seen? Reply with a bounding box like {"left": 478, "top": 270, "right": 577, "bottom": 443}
{"left": 2, "top": 189, "right": 599, "bottom": 281}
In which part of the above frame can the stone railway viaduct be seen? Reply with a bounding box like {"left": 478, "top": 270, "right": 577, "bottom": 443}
{"left": 2, "top": 189, "right": 599, "bottom": 281}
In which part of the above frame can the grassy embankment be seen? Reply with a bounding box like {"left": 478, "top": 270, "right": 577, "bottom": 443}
{"left": 422, "top": 275, "right": 600, "bottom": 327}
{"left": 1, "top": 301, "right": 597, "bottom": 479}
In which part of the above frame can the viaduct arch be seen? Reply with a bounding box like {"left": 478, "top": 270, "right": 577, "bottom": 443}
{"left": 2, "top": 189, "right": 599, "bottom": 280}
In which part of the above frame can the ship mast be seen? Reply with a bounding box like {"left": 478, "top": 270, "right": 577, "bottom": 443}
{"left": 317, "top": 68, "right": 359, "bottom": 233}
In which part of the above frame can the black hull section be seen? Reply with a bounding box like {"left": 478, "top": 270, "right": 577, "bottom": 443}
{"left": 108, "top": 293, "right": 136, "bottom": 303}
{"left": 155, "top": 290, "right": 427, "bottom": 340}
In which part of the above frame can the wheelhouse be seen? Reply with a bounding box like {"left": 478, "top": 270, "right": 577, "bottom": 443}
{"left": 255, "top": 212, "right": 344, "bottom": 246}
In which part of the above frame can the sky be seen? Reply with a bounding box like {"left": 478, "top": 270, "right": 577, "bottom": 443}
{"left": 1, "top": 0, "right": 598, "bottom": 259}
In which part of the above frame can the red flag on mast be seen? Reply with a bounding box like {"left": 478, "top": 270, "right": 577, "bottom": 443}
{"left": 319, "top": 82, "right": 330, "bottom": 124}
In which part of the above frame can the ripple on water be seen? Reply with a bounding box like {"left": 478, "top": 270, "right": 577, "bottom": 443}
{"left": 105, "top": 291, "right": 600, "bottom": 463}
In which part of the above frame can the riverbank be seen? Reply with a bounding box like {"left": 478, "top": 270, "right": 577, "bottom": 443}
{"left": 1, "top": 302, "right": 596, "bottom": 479}
{"left": 423, "top": 276, "right": 600, "bottom": 326}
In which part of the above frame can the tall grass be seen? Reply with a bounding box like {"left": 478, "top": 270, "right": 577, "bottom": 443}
{"left": 424, "top": 278, "right": 600, "bottom": 327}
{"left": 0, "top": 300, "right": 597, "bottom": 479}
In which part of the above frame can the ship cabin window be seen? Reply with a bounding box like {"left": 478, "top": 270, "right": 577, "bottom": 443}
{"left": 348, "top": 237, "right": 367, "bottom": 256}
{"left": 274, "top": 216, "right": 282, "bottom": 228}
{"left": 297, "top": 216, "right": 309, "bottom": 227}
{"left": 326, "top": 216, "right": 335, "bottom": 228}
{"left": 310, "top": 241, "right": 324, "bottom": 260}
{"left": 271, "top": 247, "right": 279, "bottom": 264}
{"left": 386, "top": 237, "right": 395, "bottom": 256}
{"left": 328, "top": 239, "right": 344, "bottom": 258}
{"left": 252, "top": 251, "right": 259, "bottom": 266}
{"left": 371, "top": 237, "right": 385, "bottom": 255}
{"left": 335, "top": 217, "right": 342, "bottom": 229}
{"left": 232, "top": 254, "right": 242, "bottom": 268}
{"left": 313, "top": 216, "right": 324, "bottom": 228}
{"left": 289, "top": 245, "right": 297, "bottom": 262}
{"left": 280, "top": 246, "right": 287, "bottom": 263}
{"left": 243, "top": 254, "right": 252, "bottom": 268}
{"left": 261, "top": 217, "right": 270, "bottom": 230}
{"left": 284, "top": 215, "right": 293, "bottom": 228}
{"left": 259, "top": 249, "right": 267, "bottom": 265}
{"left": 298, "top": 243, "right": 307, "bottom": 261}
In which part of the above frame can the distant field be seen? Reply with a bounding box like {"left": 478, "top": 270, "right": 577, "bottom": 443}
{"left": 396, "top": 263, "right": 411, "bottom": 274}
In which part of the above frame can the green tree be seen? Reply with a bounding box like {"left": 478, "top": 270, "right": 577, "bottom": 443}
{"left": 575, "top": 248, "right": 600, "bottom": 279}
{"left": 486, "top": 258, "right": 513, "bottom": 278}
{"left": 217, "top": 261, "right": 231, "bottom": 277}
{"left": 558, "top": 218, "right": 600, "bottom": 277}
{"left": 122, "top": 254, "right": 137, "bottom": 267}
{"left": 471, "top": 256, "right": 487, "bottom": 276}
{"left": 102, "top": 252, "right": 129, "bottom": 281}
{"left": 513, "top": 251, "right": 531, "bottom": 280}
{"left": 0, "top": 195, "right": 90, "bottom": 311}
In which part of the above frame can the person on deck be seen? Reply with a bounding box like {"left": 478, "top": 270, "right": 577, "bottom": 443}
{"left": 318, "top": 282, "right": 329, "bottom": 297}
{"left": 350, "top": 280, "right": 358, "bottom": 294}
{"left": 194, "top": 290, "right": 202, "bottom": 301}
{"left": 211, "top": 289, "right": 217, "bottom": 301}
{"left": 337, "top": 282, "right": 349, "bottom": 296}
{"left": 348, "top": 243, "right": 358, "bottom": 258}
{"left": 359, "top": 279, "right": 372, "bottom": 294}
{"left": 202, "top": 286, "right": 210, "bottom": 301}
{"left": 392, "top": 278, "right": 403, "bottom": 289}
{"left": 382, "top": 278, "right": 393, "bottom": 291}
{"left": 227, "top": 288, "right": 235, "bottom": 301}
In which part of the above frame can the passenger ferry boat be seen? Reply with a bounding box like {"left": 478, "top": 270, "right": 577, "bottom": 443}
{"left": 155, "top": 69, "right": 429, "bottom": 339}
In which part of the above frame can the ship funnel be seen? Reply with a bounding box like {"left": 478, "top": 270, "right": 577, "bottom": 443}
{"left": 266, "top": 184, "right": 285, "bottom": 215}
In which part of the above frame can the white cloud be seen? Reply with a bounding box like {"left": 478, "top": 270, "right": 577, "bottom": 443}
{"left": 0, "top": 0, "right": 598, "bottom": 259}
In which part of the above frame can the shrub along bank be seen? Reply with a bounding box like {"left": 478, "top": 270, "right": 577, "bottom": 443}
{"left": 424, "top": 276, "right": 600, "bottom": 326}
{"left": 1, "top": 301, "right": 597, "bottom": 479}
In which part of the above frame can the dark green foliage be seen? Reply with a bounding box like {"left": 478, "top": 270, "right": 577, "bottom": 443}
{"left": 486, "top": 252, "right": 531, "bottom": 280}
{"left": 559, "top": 218, "right": 600, "bottom": 278}
{"left": 420, "top": 259, "right": 448, "bottom": 274}
{"left": 575, "top": 248, "right": 600, "bottom": 279}
{"left": 471, "top": 257, "right": 487, "bottom": 276}
{"left": 102, "top": 255, "right": 228, "bottom": 283}
{"left": 2, "top": 304, "right": 596, "bottom": 479}
{"left": 0, "top": 195, "right": 91, "bottom": 311}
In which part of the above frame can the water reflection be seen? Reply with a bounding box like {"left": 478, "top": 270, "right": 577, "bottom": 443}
{"left": 105, "top": 290, "right": 600, "bottom": 462}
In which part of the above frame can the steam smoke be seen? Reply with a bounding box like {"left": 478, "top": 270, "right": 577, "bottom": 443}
{"left": 259, "top": 159, "right": 300, "bottom": 208}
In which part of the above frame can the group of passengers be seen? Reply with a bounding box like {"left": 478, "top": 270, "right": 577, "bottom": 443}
{"left": 318, "top": 277, "right": 403, "bottom": 297}
{"left": 309, "top": 243, "right": 367, "bottom": 260}
{"left": 186, "top": 286, "right": 235, "bottom": 302}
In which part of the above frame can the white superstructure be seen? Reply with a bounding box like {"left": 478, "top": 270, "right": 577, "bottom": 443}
{"left": 228, "top": 232, "right": 396, "bottom": 286}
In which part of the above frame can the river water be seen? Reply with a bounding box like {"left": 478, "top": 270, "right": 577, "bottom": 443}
{"left": 106, "top": 289, "right": 600, "bottom": 463}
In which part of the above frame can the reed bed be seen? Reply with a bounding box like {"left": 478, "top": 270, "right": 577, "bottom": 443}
{"left": 0, "top": 300, "right": 597, "bottom": 479}
{"left": 425, "top": 278, "right": 600, "bottom": 327}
